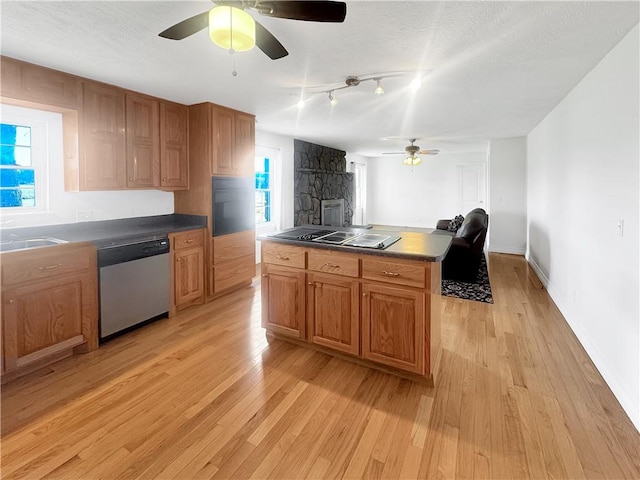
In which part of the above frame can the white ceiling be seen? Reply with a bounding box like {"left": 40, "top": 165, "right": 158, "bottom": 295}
{"left": 1, "top": 1, "right": 638, "bottom": 156}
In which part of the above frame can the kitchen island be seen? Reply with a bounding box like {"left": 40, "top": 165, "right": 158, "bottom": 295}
{"left": 259, "top": 226, "right": 452, "bottom": 384}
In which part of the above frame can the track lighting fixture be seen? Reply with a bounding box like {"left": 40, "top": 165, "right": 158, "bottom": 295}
{"left": 294, "top": 71, "right": 430, "bottom": 109}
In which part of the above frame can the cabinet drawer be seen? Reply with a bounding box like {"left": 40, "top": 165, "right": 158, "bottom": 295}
{"left": 214, "top": 255, "right": 256, "bottom": 292}
{"left": 362, "top": 257, "right": 425, "bottom": 288}
{"left": 262, "top": 242, "right": 306, "bottom": 269}
{"left": 308, "top": 250, "right": 359, "bottom": 277}
{"left": 1, "top": 245, "right": 91, "bottom": 286}
{"left": 214, "top": 230, "right": 254, "bottom": 264}
{"left": 172, "top": 229, "right": 204, "bottom": 250}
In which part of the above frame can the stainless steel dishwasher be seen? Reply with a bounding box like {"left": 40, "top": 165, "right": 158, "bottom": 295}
{"left": 98, "top": 237, "right": 170, "bottom": 342}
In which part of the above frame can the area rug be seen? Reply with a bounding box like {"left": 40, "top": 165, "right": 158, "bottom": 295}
{"left": 441, "top": 255, "right": 494, "bottom": 303}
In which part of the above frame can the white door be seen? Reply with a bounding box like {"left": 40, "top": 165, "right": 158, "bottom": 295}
{"left": 458, "top": 164, "right": 486, "bottom": 213}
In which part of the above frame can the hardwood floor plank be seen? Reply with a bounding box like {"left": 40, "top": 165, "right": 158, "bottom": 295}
{"left": 2, "top": 253, "right": 639, "bottom": 480}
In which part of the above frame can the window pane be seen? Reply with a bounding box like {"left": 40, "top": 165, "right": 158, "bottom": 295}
{"left": 0, "top": 188, "right": 23, "bottom": 207}
{"left": 20, "top": 188, "right": 36, "bottom": 207}
{"left": 0, "top": 124, "right": 30, "bottom": 147}
{"left": 1, "top": 145, "right": 31, "bottom": 166}
{"left": 255, "top": 172, "right": 269, "bottom": 190}
{"left": 255, "top": 156, "right": 270, "bottom": 173}
{"left": 0, "top": 168, "right": 35, "bottom": 187}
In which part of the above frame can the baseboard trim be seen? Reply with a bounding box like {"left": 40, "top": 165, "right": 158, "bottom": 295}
{"left": 489, "top": 245, "right": 526, "bottom": 255}
{"left": 525, "top": 253, "right": 550, "bottom": 287}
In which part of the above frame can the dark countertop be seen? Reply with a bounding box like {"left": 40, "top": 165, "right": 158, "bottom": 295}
{"left": 259, "top": 226, "right": 453, "bottom": 262}
{"left": 0, "top": 214, "right": 207, "bottom": 251}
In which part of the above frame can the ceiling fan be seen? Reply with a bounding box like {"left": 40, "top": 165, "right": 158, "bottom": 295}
{"left": 383, "top": 139, "right": 440, "bottom": 166}
{"left": 158, "top": 1, "right": 347, "bottom": 60}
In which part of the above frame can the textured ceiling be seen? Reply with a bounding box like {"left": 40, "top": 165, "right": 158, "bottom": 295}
{"left": 1, "top": 1, "right": 638, "bottom": 156}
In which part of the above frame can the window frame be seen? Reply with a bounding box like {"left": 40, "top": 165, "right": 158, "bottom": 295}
{"left": 0, "top": 112, "right": 49, "bottom": 214}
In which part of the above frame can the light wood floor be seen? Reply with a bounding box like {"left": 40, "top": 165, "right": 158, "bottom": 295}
{"left": 2, "top": 253, "right": 639, "bottom": 479}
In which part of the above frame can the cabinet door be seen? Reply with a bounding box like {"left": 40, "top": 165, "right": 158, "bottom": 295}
{"left": 160, "top": 101, "right": 188, "bottom": 189}
{"left": 235, "top": 112, "right": 255, "bottom": 177}
{"left": 174, "top": 247, "right": 205, "bottom": 307}
{"left": 213, "top": 107, "right": 235, "bottom": 175}
{"left": 261, "top": 265, "right": 305, "bottom": 339}
{"left": 2, "top": 276, "right": 86, "bottom": 372}
{"left": 362, "top": 283, "right": 425, "bottom": 374}
{"left": 126, "top": 94, "right": 159, "bottom": 188}
{"left": 81, "top": 82, "right": 126, "bottom": 189}
{"left": 307, "top": 272, "right": 359, "bottom": 355}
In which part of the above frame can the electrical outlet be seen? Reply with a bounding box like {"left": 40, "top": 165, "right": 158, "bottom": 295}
{"left": 617, "top": 219, "right": 624, "bottom": 237}
{"left": 77, "top": 210, "right": 93, "bottom": 222}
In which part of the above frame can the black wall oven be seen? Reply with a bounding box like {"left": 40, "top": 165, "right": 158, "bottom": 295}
{"left": 212, "top": 176, "right": 255, "bottom": 236}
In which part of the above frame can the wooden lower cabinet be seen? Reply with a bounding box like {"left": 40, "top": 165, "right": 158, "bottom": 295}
{"left": 170, "top": 229, "right": 205, "bottom": 313}
{"left": 211, "top": 230, "right": 255, "bottom": 296}
{"left": 261, "top": 264, "right": 305, "bottom": 340}
{"left": 361, "top": 283, "right": 425, "bottom": 375}
{"left": 260, "top": 240, "right": 441, "bottom": 381}
{"left": 307, "top": 272, "right": 359, "bottom": 356}
{"left": 1, "top": 243, "right": 98, "bottom": 379}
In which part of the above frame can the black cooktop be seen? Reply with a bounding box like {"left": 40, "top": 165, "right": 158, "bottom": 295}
{"left": 269, "top": 228, "right": 401, "bottom": 250}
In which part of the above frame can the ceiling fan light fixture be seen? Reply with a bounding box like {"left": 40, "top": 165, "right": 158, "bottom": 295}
{"left": 374, "top": 79, "right": 384, "bottom": 95}
{"left": 209, "top": 6, "right": 255, "bottom": 52}
{"left": 328, "top": 91, "right": 338, "bottom": 106}
{"left": 403, "top": 154, "right": 422, "bottom": 166}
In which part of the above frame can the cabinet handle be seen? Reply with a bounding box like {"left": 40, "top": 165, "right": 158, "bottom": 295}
{"left": 129, "top": 177, "right": 133, "bottom": 182}
{"left": 262, "top": 274, "right": 268, "bottom": 277}
{"left": 323, "top": 263, "right": 340, "bottom": 268}
{"left": 276, "top": 254, "right": 290, "bottom": 260}
{"left": 39, "top": 264, "right": 62, "bottom": 271}
{"left": 162, "top": 177, "right": 167, "bottom": 182}
{"left": 382, "top": 270, "right": 400, "bottom": 277}
{"left": 8, "top": 299, "right": 14, "bottom": 304}
{"left": 363, "top": 292, "right": 368, "bottom": 297}
{"left": 186, "top": 239, "right": 194, "bottom": 243}
{"left": 308, "top": 282, "right": 313, "bottom": 285}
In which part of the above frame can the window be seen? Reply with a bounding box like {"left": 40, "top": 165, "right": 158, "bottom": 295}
{"left": 0, "top": 111, "right": 48, "bottom": 212}
{"left": 0, "top": 123, "right": 35, "bottom": 208}
{"left": 255, "top": 155, "right": 271, "bottom": 224}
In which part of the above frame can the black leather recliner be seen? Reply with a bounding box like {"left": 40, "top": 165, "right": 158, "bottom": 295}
{"left": 436, "top": 208, "right": 489, "bottom": 282}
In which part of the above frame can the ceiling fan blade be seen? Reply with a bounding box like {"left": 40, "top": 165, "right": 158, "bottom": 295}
{"left": 159, "top": 11, "right": 209, "bottom": 40}
{"left": 419, "top": 149, "right": 440, "bottom": 155}
{"left": 255, "top": 21, "right": 288, "bottom": 59}
{"left": 382, "top": 152, "right": 404, "bottom": 155}
{"left": 260, "top": 1, "right": 347, "bottom": 22}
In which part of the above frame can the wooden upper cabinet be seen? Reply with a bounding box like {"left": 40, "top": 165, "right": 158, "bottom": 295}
{"left": 160, "top": 101, "right": 189, "bottom": 189}
{"left": 81, "top": 81, "right": 126, "bottom": 190}
{"left": 235, "top": 112, "right": 255, "bottom": 177}
{"left": 0, "top": 56, "right": 79, "bottom": 109}
{"left": 213, "top": 107, "right": 235, "bottom": 175}
{"left": 126, "top": 93, "right": 159, "bottom": 188}
{"left": 209, "top": 104, "right": 255, "bottom": 177}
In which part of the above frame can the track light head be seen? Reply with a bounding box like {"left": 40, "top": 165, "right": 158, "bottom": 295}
{"left": 374, "top": 78, "right": 384, "bottom": 95}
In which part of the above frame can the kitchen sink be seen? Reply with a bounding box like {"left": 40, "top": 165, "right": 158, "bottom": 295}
{"left": 0, "top": 237, "right": 68, "bottom": 252}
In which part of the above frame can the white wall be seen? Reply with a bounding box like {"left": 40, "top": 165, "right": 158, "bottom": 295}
{"left": 365, "top": 151, "right": 487, "bottom": 228}
{"left": 0, "top": 104, "right": 173, "bottom": 229}
{"left": 488, "top": 137, "right": 527, "bottom": 254}
{"left": 527, "top": 25, "right": 640, "bottom": 430}
{"left": 254, "top": 130, "right": 294, "bottom": 262}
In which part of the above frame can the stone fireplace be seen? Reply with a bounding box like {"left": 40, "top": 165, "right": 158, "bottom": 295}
{"left": 294, "top": 139, "right": 354, "bottom": 227}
